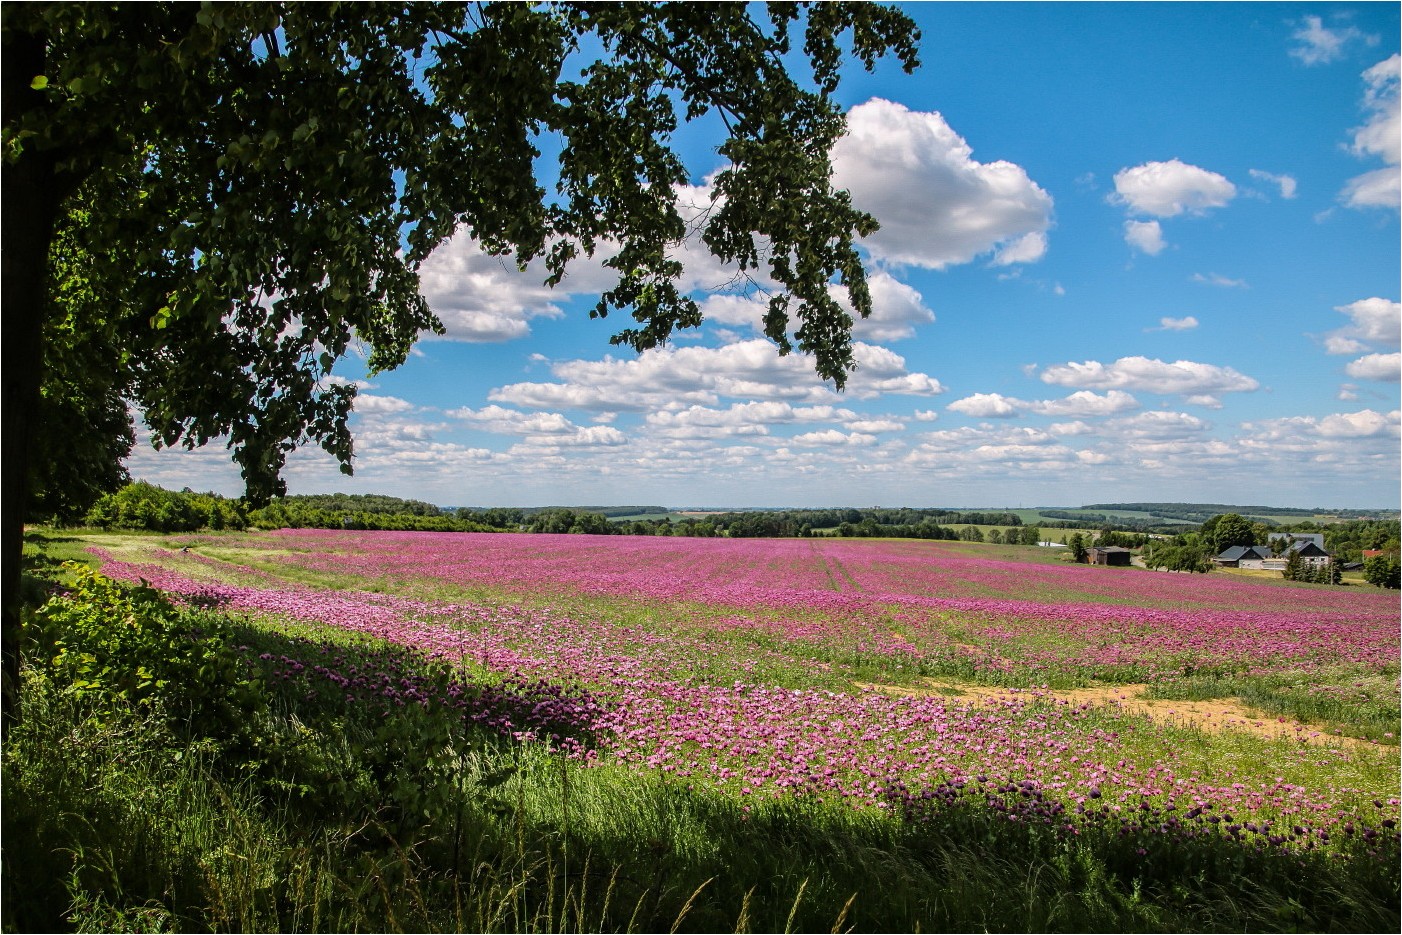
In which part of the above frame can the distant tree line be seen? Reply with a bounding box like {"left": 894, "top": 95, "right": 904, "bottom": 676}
{"left": 707, "top": 507, "right": 1023, "bottom": 538}
{"left": 1084, "top": 502, "right": 1390, "bottom": 524}
{"left": 1036, "top": 510, "right": 1190, "bottom": 534}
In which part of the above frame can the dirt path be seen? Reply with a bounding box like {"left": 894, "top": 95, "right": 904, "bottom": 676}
{"left": 859, "top": 677, "right": 1384, "bottom": 750}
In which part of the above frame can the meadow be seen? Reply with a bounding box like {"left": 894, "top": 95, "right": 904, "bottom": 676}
{"left": 6, "top": 529, "right": 1398, "bottom": 932}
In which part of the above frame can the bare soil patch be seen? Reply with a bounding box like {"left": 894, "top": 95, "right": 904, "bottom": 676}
{"left": 860, "top": 678, "right": 1381, "bottom": 750}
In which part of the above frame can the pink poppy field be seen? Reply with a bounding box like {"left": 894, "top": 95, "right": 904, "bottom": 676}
{"left": 86, "top": 528, "right": 1400, "bottom": 861}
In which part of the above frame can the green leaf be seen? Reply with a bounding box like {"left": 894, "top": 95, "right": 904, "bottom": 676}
{"left": 30, "top": 75, "right": 48, "bottom": 90}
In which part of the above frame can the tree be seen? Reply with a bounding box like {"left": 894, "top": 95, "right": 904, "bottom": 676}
{"left": 1067, "top": 532, "right": 1088, "bottom": 564}
{"left": 1, "top": 2, "right": 921, "bottom": 719}
{"left": 1199, "top": 513, "right": 1258, "bottom": 556}
{"left": 1363, "top": 554, "right": 1401, "bottom": 589}
{"left": 1143, "top": 535, "right": 1211, "bottom": 574}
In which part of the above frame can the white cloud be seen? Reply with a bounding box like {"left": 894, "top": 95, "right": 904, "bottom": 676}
{"left": 1315, "top": 409, "right": 1400, "bottom": 438}
{"left": 790, "top": 429, "right": 877, "bottom": 447}
{"left": 1343, "top": 55, "right": 1400, "bottom": 212}
{"left": 510, "top": 425, "right": 628, "bottom": 448}
{"left": 1341, "top": 297, "right": 1401, "bottom": 345}
{"left": 1345, "top": 352, "right": 1402, "bottom": 381}
{"left": 647, "top": 401, "right": 853, "bottom": 429}
{"left": 1029, "top": 390, "right": 1141, "bottom": 417}
{"left": 945, "top": 389, "right": 1140, "bottom": 419}
{"left": 844, "top": 343, "right": 947, "bottom": 398}
{"left": 447, "top": 405, "right": 577, "bottom": 436}
{"left": 352, "top": 394, "right": 416, "bottom": 414}
{"left": 1191, "top": 273, "right": 1248, "bottom": 289}
{"left": 946, "top": 392, "right": 1020, "bottom": 418}
{"left": 991, "top": 231, "right": 1050, "bottom": 267}
{"left": 1123, "top": 219, "right": 1166, "bottom": 255}
{"left": 490, "top": 339, "right": 944, "bottom": 413}
{"left": 846, "top": 419, "right": 905, "bottom": 434}
{"left": 1244, "top": 409, "right": 1399, "bottom": 442}
{"left": 1112, "top": 159, "right": 1237, "bottom": 217}
{"left": 1289, "top": 15, "right": 1376, "bottom": 66}
{"left": 1104, "top": 410, "right": 1210, "bottom": 438}
{"left": 830, "top": 98, "right": 1053, "bottom": 269}
{"left": 1248, "top": 169, "right": 1299, "bottom": 199}
{"left": 702, "top": 270, "right": 936, "bottom": 344}
{"left": 1039, "top": 356, "right": 1260, "bottom": 397}
{"left": 1343, "top": 168, "right": 1401, "bottom": 210}
{"left": 417, "top": 235, "right": 615, "bottom": 342}
{"left": 831, "top": 270, "right": 936, "bottom": 342}
{"left": 1157, "top": 316, "right": 1199, "bottom": 331}
{"left": 1324, "top": 297, "right": 1400, "bottom": 354}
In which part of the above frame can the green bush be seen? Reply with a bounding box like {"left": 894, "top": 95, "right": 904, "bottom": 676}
{"left": 32, "top": 566, "right": 265, "bottom": 729}
{"left": 1364, "top": 554, "right": 1400, "bottom": 589}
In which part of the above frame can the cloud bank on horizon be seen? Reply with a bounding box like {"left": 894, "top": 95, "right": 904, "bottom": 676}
{"left": 129, "top": 5, "right": 1401, "bottom": 509}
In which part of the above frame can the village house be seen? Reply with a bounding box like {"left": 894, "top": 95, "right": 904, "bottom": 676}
{"left": 1213, "top": 534, "right": 1331, "bottom": 571}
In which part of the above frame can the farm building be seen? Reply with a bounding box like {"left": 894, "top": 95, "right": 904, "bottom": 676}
{"left": 1088, "top": 546, "right": 1133, "bottom": 566}
{"left": 1214, "top": 540, "right": 1331, "bottom": 570}
{"left": 1269, "top": 532, "right": 1325, "bottom": 551}
{"left": 1214, "top": 545, "right": 1274, "bottom": 568}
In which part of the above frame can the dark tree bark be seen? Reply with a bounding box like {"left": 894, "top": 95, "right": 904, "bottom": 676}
{"left": 1, "top": 26, "right": 72, "bottom": 728}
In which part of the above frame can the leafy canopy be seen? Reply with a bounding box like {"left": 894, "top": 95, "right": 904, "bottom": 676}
{"left": 4, "top": 2, "right": 920, "bottom": 505}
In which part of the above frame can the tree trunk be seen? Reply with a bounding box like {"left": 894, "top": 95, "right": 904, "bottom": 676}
{"left": 2, "top": 26, "right": 64, "bottom": 729}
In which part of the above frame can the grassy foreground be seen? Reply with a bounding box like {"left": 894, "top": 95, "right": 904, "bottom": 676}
{"left": 3, "top": 531, "right": 1398, "bottom": 932}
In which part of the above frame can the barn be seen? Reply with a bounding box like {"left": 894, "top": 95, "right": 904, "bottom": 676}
{"left": 1087, "top": 546, "right": 1133, "bottom": 566}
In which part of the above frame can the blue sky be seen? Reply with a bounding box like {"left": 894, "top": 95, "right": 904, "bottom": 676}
{"left": 132, "top": 3, "right": 1401, "bottom": 509}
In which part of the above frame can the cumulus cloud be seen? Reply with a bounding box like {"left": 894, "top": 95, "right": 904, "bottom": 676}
{"left": 990, "top": 231, "right": 1050, "bottom": 267}
{"left": 1112, "top": 159, "right": 1237, "bottom": 217}
{"left": 352, "top": 394, "right": 416, "bottom": 414}
{"left": 1123, "top": 220, "right": 1166, "bottom": 255}
{"left": 1289, "top": 15, "right": 1377, "bottom": 66}
{"left": 1244, "top": 409, "right": 1399, "bottom": 442}
{"left": 1345, "top": 351, "right": 1402, "bottom": 381}
{"left": 789, "top": 429, "right": 878, "bottom": 447}
{"left": 510, "top": 426, "right": 628, "bottom": 448}
{"left": 490, "top": 339, "right": 944, "bottom": 413}
{"left": 1325, "top": 297, "right": 1401, "bottom": 352}
{"left": 945, "top": 389, "right": 1140, "bottom": 419}
{"left": 1104, "top": 410, "right": 1210, "bottom": 438}
{"left": 1343, "top": 55, "right": 1400, "bottom": 211}
{"left": 642, "top": 401, "right": 869, "bottom": 439}
{"left": 416, "top": 234, "right": 617, "bottom": 342}
{"left": 1039, "top": 356, "right": 1260, "bottom": 397}
{"left": 846, "top": 419, "right": 905, "bottom": 434}
{"left": 1156, "top": 316, "right": 1199, "bottom": 331}
{"left": 447, "top": 405, "right": 577, "bottom": 436}
{"left": 830, "top": 98, "right": 1053, "bottom": 269}
{"left": 701, "top": 270, "right": 935, "bottom": 344}
{"left": 1248, "top": 169, "right": 1299, "bottom": 199}
{"left": 1316, "top": 409, "right": 1400, "bottom": 437}
{"left": 946, "top": 393, "right": 1020, "bottom": 418}
{"left": 840, "top": 271, "right": 936, "bottom": 342}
